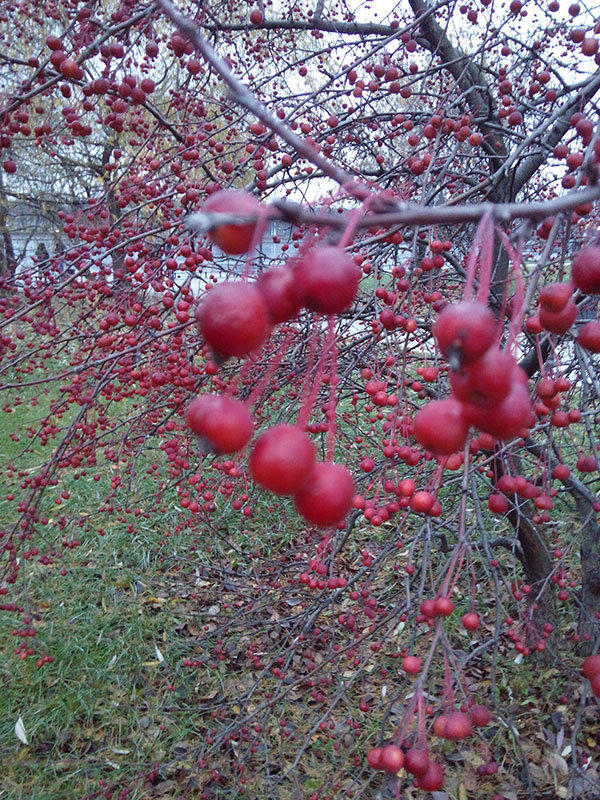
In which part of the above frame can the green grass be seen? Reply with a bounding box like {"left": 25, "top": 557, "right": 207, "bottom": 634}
{"left": 0, "top": 369, "right": 316, "bottom": 799}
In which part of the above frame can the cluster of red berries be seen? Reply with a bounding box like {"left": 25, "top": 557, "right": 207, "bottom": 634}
{"left": 413, "top": 300, "right": 533, "bottom": 455}
{"left": 532, "top": 247, "right": 600, "bottom": 350}
{"left": 184, "top": 190, "right": 359, "bottom": 527}
{"left": 367, "top": 704, "right": 491, "bottom": 790}
{"left": 367, "top": 743, "right": 444, "bottom": 790}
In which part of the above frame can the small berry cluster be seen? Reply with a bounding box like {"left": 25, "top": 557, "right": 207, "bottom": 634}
{"left": 413, "top": 300, "right": 532, "bottom": 455}
{"left": 185, "top": 190, "right": 359, "bottom": 527}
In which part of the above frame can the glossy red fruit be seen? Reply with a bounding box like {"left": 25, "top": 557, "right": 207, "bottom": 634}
{"left": 591, "top": 672, "right": 600, "bottom": 698}
{"left": 379, "top": 744, "right": 404, "bottom": 774}
{"left": 539, "top": 300, "right": 578, "bottom": 334}
{"left": 410, "top": 491, "right": 435, "bottom": 514}
{"left": 449, "top": 347, "right": 514, "bottom": 408}
{"left": 256, "top": 267, "right": 301, "bottom": 323}
{"left": 577, "top": 455, "right": 598, "bottom": 473}
{"left": 497, "top": 474, "right": 516, "bottom": 493}
{"left": 461, "top": 612, "right": 480, "bottom": 631}
{"left": 202, "top": 189, "right": 262, "bottom": 254}
{"left": 397, "top": 478, "right": 416, "bottom": 496}
{"left": 488, "top": 493, "right": 508, "bottom": 514}
{"left": 420, "top": 598, "right": 436, "bottom": 618}
{"left": 413, "top": 397, "right": 470, "bottom": 455}
{"left": 196, "top": 282, "right": 270, "bottom": 358}
{"left": 433, "top": 715, "right": 449, "bottom": 737}
{"left": 467, "top": 380, "right": 532, "bottom": 440}
{"left": 402, "top": 655, "right": 422, "bottom": 675}
{"left": 250, "top": 425, "right": 315, "bottom": 494}
{"left": 442, "top": 711, "right": 472, "bottom": 740}
{"left": 417, "top": 761, "right": 444, "bottom": 791}
{"left": 186, "top": 395, "right": 253, "bottom": 453}
{"left": 293, "top": 461, "right": 355, "bottom": 527}
{"left": 433, "top": 301, "right": 497, "bottom": 364}
{"left": 578, "top": 320, "right": 600, "bottom": 352}
{"left": 367, "top": 747, "right": 383, "bottom": 769}
{"left": 434, "top": 596, "right": 454, "bottom": 616}
{"left": 295, "top": 246, "right": 360, "bottom": 314}
{"left": 582, "top": 654, "right": 600, "bottom": 678}
{"left": 404, "top": 748, "right": 429, "bottom": 777}
{"left": 470, "top": 704, "right": 492, "bottom": 726}
{"left": 539, "top": 281, "right": 573, "bottom": 312}
{"left": 572, "top": 247, "right": 600, "bottom": 294}
{"left": 552, "top": 464, "right": 570, "bottom": 481}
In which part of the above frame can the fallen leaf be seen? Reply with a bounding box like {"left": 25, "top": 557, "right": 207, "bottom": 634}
{"left": 546, "top": 750, "right": 569, "bottom": 776}
{"left": 15, "top": 717, "right": 28, "bottom": 745}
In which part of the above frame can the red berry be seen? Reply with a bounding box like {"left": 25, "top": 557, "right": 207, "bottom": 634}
{"left": 578, "top": 321, "right": 600, "bottom": 353}
{"left": 59, "top": 58, "right": 83, "bottom": 79}
{"left": 488, "top": 494, "right": 508, "bottom": 514}
{"left": 405, "top": 748, "right": 429, "bottom": 776}
{"left": 591, "top": 672, "right": 600, "bottom": 698}
{"left": 572, "top": 247, "right": 600, "bottom": 294}
{"left": 196, "top": 282, "right": 270, "bottom": 358}
{"left": 553, "top": 464, "right": 570, "bottom": 481}
{"left": 442, "top": 711, "right": 472, "bottom": 740}
{"left": 249, "top": 8, "right": 263, "bottom": 23}
{"left": 434, "top": 596, "right": 454, "bottom": 617}
{"left": 461, "top": 612, "right": 480, "bottom": 631}
{"left": 366, "top": 747, "right": 383, "bottom": 769}
{"left": 202, "top": 189, "right": 262, "bottom": 254}
{"left": 417, "top": 760, "right": 444, "bottom": 791}
{"left": 420, "top": 598, "right": 436, "bottom": 618}
{"left": 449, "top": 347, "right": 515, "bottom": 408}
{"left": 539, "top": 300, "right": 578, "bottom": 334}
{"left": 470, "top": 704, "right": 492, "bottom": 726}
{"left": 256, "top": 267, "right": 301, "bottom": 323}
{"left": 295, "top": 246, "right": 360, "bottom": 314}
{"left": 539, "top": 281, "right": 573, "bottom": 312}
{"left": 379, "top": 744, "right": 404, "bottom": 774}
{"left": 401, "top": 655, "right": 422, "bottom": 675}
{"left": 250, "top": 425, "right": 315, "bottom": 495}
{"left": 410, "top": 490, "right": 435, "bottom": 514}
{"left": 186, "top": 395, "right": 253, "bottom": 453}
{"left": 433, "top": 301, "right": 497, "bottom": 364}
{"left": 467, "top": 379, "right": 532, "bottom": 440}
{"left": 46, "top": 34, "right": 62, "bottom": 50}
{"left": 413, "top": 397, "right": 470, "bottom": 455}
{"left": 293, "top": 462, "right": 355, "bottom": 527}
{"left": 433, "top": 714, "right": 449, "bottom": 737}
{"left": 582, "top": 654, "right": 600, "bottom": 679}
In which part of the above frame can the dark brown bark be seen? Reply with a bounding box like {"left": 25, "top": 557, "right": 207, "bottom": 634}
{"left": 494, "top": 453, "right": 556, "bottom": 629}
{"left": 0, "top": 171, "right": 15, "bottom": 276}
{"left": 523, "top": 440, "right": 600, "bottom": 652}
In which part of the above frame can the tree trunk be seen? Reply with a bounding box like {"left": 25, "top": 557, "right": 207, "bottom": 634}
{"left": 0, "top": 171, "right": 15, "bottom": 276}
{"left": 494, "top": 452, "right": 556, "bottom": 632}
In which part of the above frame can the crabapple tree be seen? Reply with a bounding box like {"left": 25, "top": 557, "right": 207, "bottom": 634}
{"left": 1, "top": 0, "right": 600, "bottom": 796}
